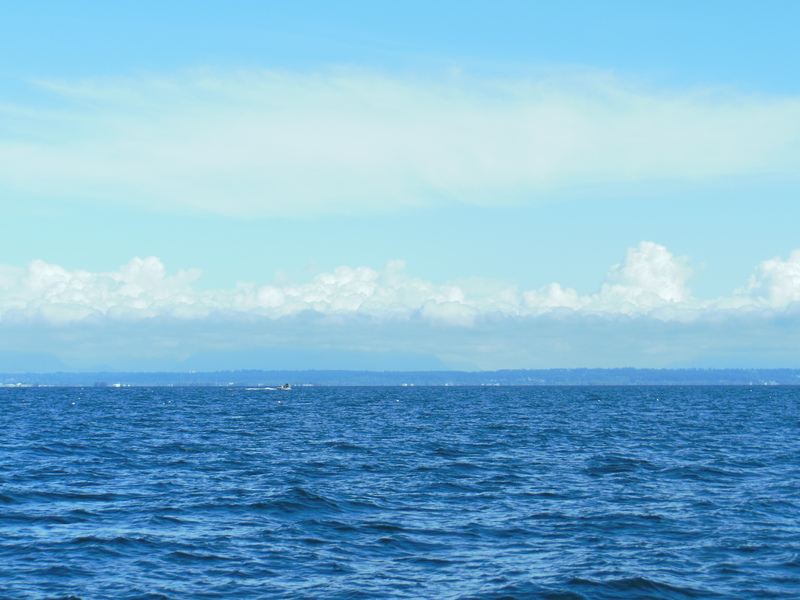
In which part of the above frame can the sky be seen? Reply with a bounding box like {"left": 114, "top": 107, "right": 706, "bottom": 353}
{"left": 2, "top": 1, "right": 800, "bottom": 372}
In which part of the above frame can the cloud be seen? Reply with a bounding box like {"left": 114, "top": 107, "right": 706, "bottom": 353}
{"left": 1, "top": 242, "right": 799, "bottom": 326}
{"left": 733, "top": 249, "right": 800, "bottom": 307}
{"left": 0, "top": 256, "right": 202, "bottom": 324}
{"left": 1, "top": 69, "right": 799, "bottom": 217}
{"left": 523, "top": 242, "right": 693, "bottom": 315}
{"left": 4, "top": 242, "right": 800, "bottom": 369}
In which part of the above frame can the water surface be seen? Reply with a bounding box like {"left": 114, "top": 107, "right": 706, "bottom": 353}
{"left": 1, "top": 386, "right": 798, "bottom": 599}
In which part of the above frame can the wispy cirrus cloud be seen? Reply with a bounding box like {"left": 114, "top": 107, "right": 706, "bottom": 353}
{"left": 1, "top": 68, "right": 800, "bottom": 217}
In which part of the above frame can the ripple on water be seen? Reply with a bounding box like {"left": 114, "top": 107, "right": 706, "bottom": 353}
{"left": 1, "top": 385, "right": 799, "bottom": 599}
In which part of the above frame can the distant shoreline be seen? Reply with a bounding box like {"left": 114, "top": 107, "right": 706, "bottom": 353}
{"left": 1, "top": 368, "right": 799, "bottom": 387}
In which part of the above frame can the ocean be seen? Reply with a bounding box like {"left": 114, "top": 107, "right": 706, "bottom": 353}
{"left": 1, "top": 385, "right": 798, "bottom": 599}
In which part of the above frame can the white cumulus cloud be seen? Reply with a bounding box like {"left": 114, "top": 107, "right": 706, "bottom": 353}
{"left": 5, "top": 244, "right": 800, "bottom": 370}
{"left": 3, "top": 242, "right": 800, "bottom": 327}
{"left": 0, "top": 257, "right": 202, "bottom": 323}
{"left": 732, "top": 250, "right": 800, "bottom": 308}
{"left": 524, "top": 242, "right": 693, "bottom": 315}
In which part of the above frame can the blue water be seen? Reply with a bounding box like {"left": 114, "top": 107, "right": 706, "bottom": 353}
{"left": 1, "top": 386, "right": 799, "bottom": 599}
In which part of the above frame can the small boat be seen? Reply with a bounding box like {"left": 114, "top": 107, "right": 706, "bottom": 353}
{"left": 244, "top": 383, "right": 292, "bottom": 391}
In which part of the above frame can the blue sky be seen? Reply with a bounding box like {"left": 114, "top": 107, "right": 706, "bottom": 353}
{"left": 2, "top": 1, "right": 800, "bottom": 371}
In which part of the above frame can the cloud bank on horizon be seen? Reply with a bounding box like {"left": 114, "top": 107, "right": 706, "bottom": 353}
{"left": 2, "top": 242, "right": 800, "bottom": 372}
{"left": 3, "top": 242, "right": 800, "bottom": 325}
{"left": 2, "top": 69, "right": 800, "bottom": 217}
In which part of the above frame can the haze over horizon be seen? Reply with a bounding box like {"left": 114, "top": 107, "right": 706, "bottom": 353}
{"left": 2, "top": 1, "right": 800, "bottom": 372}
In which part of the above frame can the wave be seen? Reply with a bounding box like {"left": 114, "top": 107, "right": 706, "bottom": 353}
{"left": 2, "top": 386, "right": 797, "bottom": 599}
{"left": 565, "top": 576, "right": 726, "bottom": 599}
{"left": 250, "top": 487, "right": 344, "bottom": 516}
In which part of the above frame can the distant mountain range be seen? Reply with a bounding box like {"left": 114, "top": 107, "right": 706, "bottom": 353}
{"left": 2, "top": 368, "right": 799, "bottom": 387}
